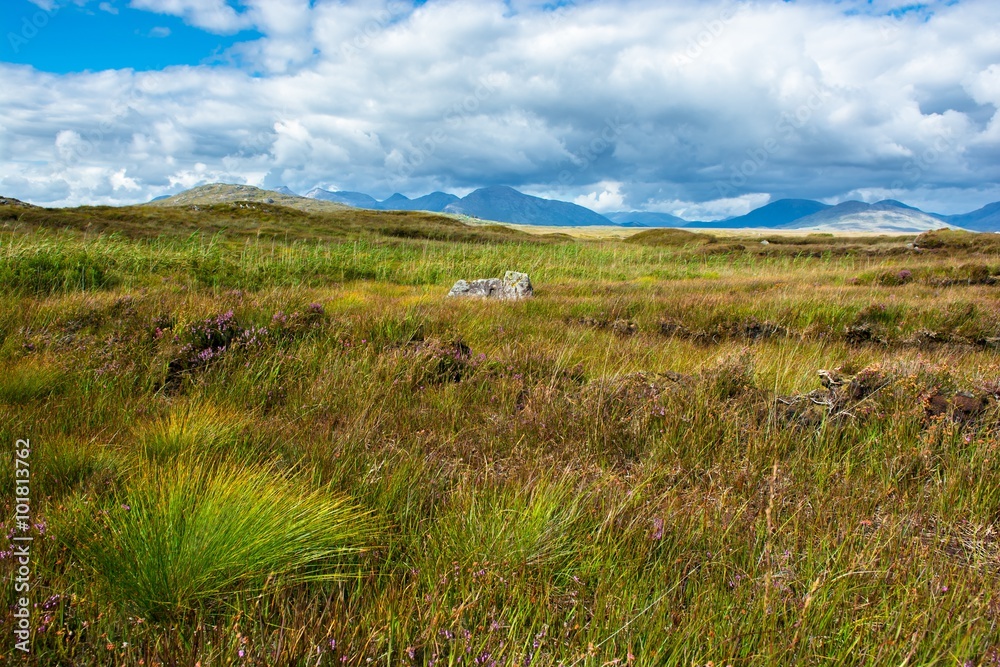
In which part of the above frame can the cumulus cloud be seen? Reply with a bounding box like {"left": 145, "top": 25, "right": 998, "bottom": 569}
{"left": 127, "top": 0, "right": 251, "bottom": 33}
{"left": 3, "top": 0, "right": 1000, "bottom": 213}
{"left": 574, "top": 182, "right": 626, "bottom": 213}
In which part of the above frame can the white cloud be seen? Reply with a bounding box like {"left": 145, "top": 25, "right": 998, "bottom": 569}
{"left": 648, "top": 194, "right": 773, "bottom": 222}
{"left": 3, "top": 0, "right": 1000, "bottom": 214}
{"left": 148, "top": 26, "right": 171, "bottom": 38}
{"left": 574, "top": 182, "right": 625, "bottom": 213}
{"left": 128, "top": 0, "right": 250, "bottom": 33}
{"left": 110, "top": 168, "right": 141, "bottom": 191}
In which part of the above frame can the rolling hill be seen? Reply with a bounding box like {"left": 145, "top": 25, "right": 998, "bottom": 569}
{"left": 146, "top": 184, "right": 351, "bottom": 214}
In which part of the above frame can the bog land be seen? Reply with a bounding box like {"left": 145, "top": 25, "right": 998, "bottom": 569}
{"left": 2, "top": 200, "right": 1000, "bottom": 665}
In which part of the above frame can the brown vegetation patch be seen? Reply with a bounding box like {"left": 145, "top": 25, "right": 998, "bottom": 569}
{"left": 658, "top": 317, "right": 789, "bottom": 344}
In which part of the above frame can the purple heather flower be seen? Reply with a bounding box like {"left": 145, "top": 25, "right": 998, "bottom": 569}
{"left": 651, "top": 517, "right": 664, "bottom": 541}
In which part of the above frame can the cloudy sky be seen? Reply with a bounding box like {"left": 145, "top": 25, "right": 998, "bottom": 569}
{"left": 2, "top": 0, "right": 999, "bottom": 218}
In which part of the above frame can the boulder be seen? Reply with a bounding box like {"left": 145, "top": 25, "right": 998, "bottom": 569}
{"left": 448, "top": 271, "right": 533, "bottom": 300}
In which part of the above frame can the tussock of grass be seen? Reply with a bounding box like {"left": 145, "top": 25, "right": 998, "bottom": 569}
{"left": 69, "top": 455, "right": 374, "bottom": 619}
{"left": 134, "top": 402, "right": 249, "bottom": 462}
{"left": 0, "top": 357, "right": 65, "bottom": 403}
{"left": 38, "top": 435, "right": 122, "bottom": 500}
{"left": 428, "top": 476, "right": 586, "bottom": 572}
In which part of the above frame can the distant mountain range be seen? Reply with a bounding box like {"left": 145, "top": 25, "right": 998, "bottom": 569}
{"left": 296, "top": 186, "right": 998, "bottom": 232}
{"left": 940, "top": 202, "right": 1000, "bottom": 232}
{"left": 140, "top": 183, "right": 1000, "bottom": 233}
{"left": 696, "top": 199, "right": 832, "bottom": 229}
{"left": 442, "top": 186, "right": 613, "bottom": 227}
{"left": 306, "top": 188, "right": 462, "bottom": 213}
{"left": 780, "top": 200, "right": 949, "bottom": 233}
{"left": 606, "top": 211, "right": 689, "bottom": 227}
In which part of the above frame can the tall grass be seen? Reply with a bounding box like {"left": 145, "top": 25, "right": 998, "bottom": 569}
{"left": 69, "top": 455, "right": 375, "bottom": 619}
{"left": 3, "top": 217, "right": 1000, "bottom": 664}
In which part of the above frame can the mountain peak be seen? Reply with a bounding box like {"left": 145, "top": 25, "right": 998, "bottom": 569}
{"left": 699, "top": 198, "right": 831, "bottom": 228}
{"left": 785, "top": 199, "right": 958, "bottom": 232}
{"left": 872, "top": 199, "right": 918, "bottom": 211}
{"left": 444, "top": 186, "right": 614, "bottom": 226}
{"left": 306, "top": 189, "right": 381, "bottom": 208}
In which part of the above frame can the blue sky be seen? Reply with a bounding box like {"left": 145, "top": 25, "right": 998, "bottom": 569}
{"left": 3, "top": 0, "right": 263, "bottom": 72}
{"left": 1, "top": 0, "right": 999, "bottom": 217}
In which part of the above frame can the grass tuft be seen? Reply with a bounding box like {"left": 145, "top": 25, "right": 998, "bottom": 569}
{"left": 69, "top": 455, "right": 375, "bottom": 619}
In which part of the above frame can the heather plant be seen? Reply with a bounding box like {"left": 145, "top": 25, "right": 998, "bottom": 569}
{"left": 164, "top": 309, "right": 270, "bottom": 385}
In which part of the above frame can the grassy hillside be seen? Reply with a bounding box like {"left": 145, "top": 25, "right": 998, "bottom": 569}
{"left": 1, "top": 197, "right": 539, "bottom": 245}
{"left": 145, "top": 183, "right": 354, "bottom": 214}
{"left": 2, "top": 205, "right": 1000, "bottom": 665}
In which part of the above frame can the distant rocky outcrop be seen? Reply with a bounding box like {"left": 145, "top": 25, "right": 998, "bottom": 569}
{"left": 447, "top": 271, "right": 533, "bottom": 300}
{"left": 0, "top": 197, "right": 38, "bottom": 208}
{"left": 145, "top": 184, "right": 350, "bottom": 214}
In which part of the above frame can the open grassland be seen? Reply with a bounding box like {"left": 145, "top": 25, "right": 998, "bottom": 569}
{"left": 2, "top": 203, "right": 1000, "bottom": 666}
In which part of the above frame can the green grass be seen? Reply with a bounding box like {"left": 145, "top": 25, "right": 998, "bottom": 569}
{"left": 66, "top": 454, "right": 374, "bottom": 620}
{"left": 1, "top": 202, "right": 1000, "bottom": 665}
